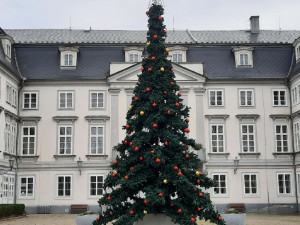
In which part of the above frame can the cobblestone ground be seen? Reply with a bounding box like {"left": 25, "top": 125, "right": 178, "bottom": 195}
{"left": 0, "top": 213, "right": 300, "bottom": 225}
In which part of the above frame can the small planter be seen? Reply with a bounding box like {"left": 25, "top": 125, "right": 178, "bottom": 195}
{"left": 76, "top": 214, "right": 98, "bottom": 225}
{"left": 135, "top": 214, "right": 176, "bottom": 225}
{"left": 220, "top": 213, "right": 246, "bottom": 225}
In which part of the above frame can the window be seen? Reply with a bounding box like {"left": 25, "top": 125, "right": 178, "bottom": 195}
{"left": 129, "top": 53, "right": 138, "bottom": 62}
{"left": 239, "top": 90, "right": 254, "bottom": 106}
{"left": 210, "top": 124, "right": 225, "bottom": 153}
{"left": 57, "top": 175, "right": 72, "bottom": 197}
{"left": 209, "top": 90, "right": 224, "bottom": 106}
{"left": 6, "top": 83, "right": 17, "bottom": 107}
{"left": 58, "top": 126, "right": 72, "bottom": 155}
{"left": 20, "top": 176, "right": 34, "bottom": 197}
{"left": 275, "top": 125, "right": 288, "bottom": 152}
{"left": 5, "top": 120, "right": 16, "bottom": 154}
{"left": 239, "top": 53, "right": 249, "bottom": 66}
{"left": 59, "top": 91, "right": 74, "bottom": 109}
{"left": 172, "top": 53, "right": 183, "bottom": 63}
{"left": 277, "top": 173, "right": 291, "bottom": 194}
{"left": 23, "top": 92, "right": 38, "bottom": 109}
{"left": 212, "top": 174, "right": 227, "bottom": 195}
{"left": 90, "top": 91, "right": 104, "bottom": 109}
{"left": 6, "top": 43, "right": 11, "bottom": 58}
{"left": 21, "top": 126, "right": 36, "bottom": 155}
{"left": 292, "top": 86, "right": 297, "bottom": 104}
{"left": 298, "top": 173, "right": 300, "bottom": 194}
{"left": 296, "top": 45, "right": 300, "bottom": 60}
{"left": 273, "top": 90, "right": 286, "bottom": 106}
{"left": 241, "top": 124, "right": 255, "bottom": 152}
{"left": 64, "top": 53, "right": 74, "bottom": 66}
{"left": 294, "top": 122, "right": 300, "bottom": 152}
{"left": 89, "top": 175, "right": 104, "bottom": 197}
{"left": 243, "top": 173, "right": 258, "bottom": 195}
{"left": 90, "top": 126, "right": 104, "bottom": 155}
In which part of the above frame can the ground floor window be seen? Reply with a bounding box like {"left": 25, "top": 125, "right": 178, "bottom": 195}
{"left": 89, "top": 175, "right": 104, "bottom": 197}
{"left": 57, "top": 175, "right": 72, "bottom": 197}
{"left": 20, "top": 176, "right": 34, "bottom": 197}
{"left": 243, "top": 173, "right": 258, "bottom": 195}
{"left": 277, "top": 173, "right": 291, "bottom": 194}
{"left": 212, "top": 173, "right": 227, "bottom": 196}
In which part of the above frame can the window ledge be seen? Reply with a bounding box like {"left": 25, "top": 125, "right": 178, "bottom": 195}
{"left": 86, "top": 155, "right": 109, "bottom": 160}
{"left": 273, "top": 152, "right": 293, "bottom": 155}
{"left": 85, "top": 116, "right": 110, "bottom": 121}
{"left": 53, "top": 155, "right": 76, "bottom": 160}
{"left": 236, "top": 114, "right": 260, "bottom": 120}
{"left": 3, "top": 152, "right": 16, "bottom": 158}
{"left": 205, "top": 114, "right": 229, "bottom": 120}
{"left": 239, "top": 153, "right": 260, "bottom": 159}
{"left": 208, "top": 153, "right": 230, "bottom": 159}
{"left": 53, "top": 116, "right": 78, "bottom": 122}
{"left": 18, "top": 155, "right": 39, "bottom": 162}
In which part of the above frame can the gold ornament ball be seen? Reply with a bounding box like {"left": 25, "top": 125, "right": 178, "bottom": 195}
{"left": 140, "top": 111, "right": 145, "bottom": 116}
{"left": 129, "top": 105, "right": 132, "bottom": 110}
{"left": 146, "top": 42, "right": 150, "bottom": 46}
{"left": 196, "top": 171, "right": 200, "bottom": 175}
{"left": 144, "top": 210, "right": 148, "bottom": 215}
{"left": 113, "top": 170, "right": 118, "bottom": 175}
{"left": 166, "top": 48, "right": 170, "bottom": 52}
{"left": 163, "top": 179, "right": 168, "bottom": 184}
{"left": 160, "top": 67, "right": 165, "bottom": 72}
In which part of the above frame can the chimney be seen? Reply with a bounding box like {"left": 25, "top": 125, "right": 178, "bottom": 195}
{"left": 250, "top": 16, "right": 260, "bottom": 34}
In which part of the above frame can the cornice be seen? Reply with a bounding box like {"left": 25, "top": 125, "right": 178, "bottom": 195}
{"left": 85, "top": 115, "right": 110, "bottom": 121}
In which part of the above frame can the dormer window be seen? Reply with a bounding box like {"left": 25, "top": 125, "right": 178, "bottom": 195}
{"left": 295, "top": 44, "right": 300, "bottom": 61}
{"left": 232, "top": 47, "right": 254, "bottom": 67}
{"left": 6, "top": 43, "right": 11, "bottom": 59}
{"left": 1, "top": 38, "right": 13, "bottom": 61}
{"left": 124, "top": 47, "right": 143, "bottom": 63}
{"left": 172, "top": 53, "right": 183, "bottom": 63}
{"left": 168, "top": 46, "right": 188, "bottom": 63}
{"left": 59, "top": 47, "right": 79, "bottom": 69}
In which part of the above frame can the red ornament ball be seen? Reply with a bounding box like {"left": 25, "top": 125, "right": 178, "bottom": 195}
{"left": 146, "top": 10, "right": 149, "bottom": 15}
{"left": 114, "top": 160, "right": 118, "bottom": 165}
{"left": 171, "top": 68, "right": 174, "bottom": 71}
{"left": 185, "top": 154, "right": 190, "bottom": 158}
{"left": 153, "top": 123, "right": 158, "bottom": 128}
{"left": 134, "top": 147, "right": 140, "bottom": 152}
{"left": 199, "top": 192, "right": 203, "bottom": 197}
{"left": 130, "top": 210, "right": 135, "bottom": 215}
{"left": 191, "top": 218, "right": 196, "bottom": 223}
{"left": 110, "top": 212, "right": 114, "bottom": 216}
{"left": 175, "top": 102, "right": 180, "bottom": 107}
{"left": 140, "top": 156, "right": 144, "bottom": 161}
{"left": 178, "top": 92, "right": 182, "bottom": 96}
{"left": 197, "top": 179, "right": 201, "bottom": 184}
{"left": 171, "top": 81, "right": 175, "bottom": 85}
{"left": 151, "top": 56, "right": 156, "bottom": 60}
{"left": 164, "top": 91, "right": 167, "bottom": 94}
{"left": 178, "top": 171, "right": 183, "bottom": 176}
{"left": 130, "top": 166, "right": 135, "bottom": 170}
{"left": 151, "top": 149, "right": 155, "bottom": 153}
{"left": 112, "top": 173, "right": 116, "bottom": 177}
{"left": 134, "top": 97, "right": 139, "bottom": 101}
{"left": 164, "top": 29, "right": 167, "bottom": 33}
{"left": 96, "top": 216, "right": 100, "bottom": 221}
{"left": 153, "top": 34, "right": 158, "bottom": 39}
{"left": 184, "top": 128, "right": 190, "bottom": 133}
{"left": 197, "top": 207, "right": 201, "bottom": 212}
{"left": 148, "top": 67, "right": 152, "bottom": 72}
{"left": 158, "top": 16, "right": 163, "bottom": 20}
{"left": 164, "top": 141, "right": 169, "bottom": 146}
{"left": 124, "top": 140, "right": 128, "bottom": 145}
{"left": 141, "top": 66, "right": 145, "bottom": 71}
{"left": 158, "top": 193, "right": 163, "bottom": 197}
{"left": 170, "top": 203, "right": 174, "bottom": 207}
{"left": 167, "top": 110, "right": 171, "bottom": 115}
{"left": 177, "top": 209, "right": 182, "bottom": 213}
{"left": 174, "top": 166, "right": 178, "bottom": 170}
{"left": 218, "top": 216, "right": 222, "bottom": 221}
{"left": 156, "top": 158, "right": 161, "bottom": 163}
{"left": 107, "top": 196, "right": 111, "bottom": 200}
{"left": 144, "top": 199, "right": 147, "bottom": 204}
{"left": 124, "top": 175, "right": 129, "bottom": 179}
{"left": 130, "top": 142, "right": 133, "bottom": 146}
{"left": 146, "top": 87, "right": 151, "bottom": 92}
{"left": 152, "top": 102, "right": 157, "bottom": 107}
{"left": 186, "top": 118, "right": 190, "bottom": 123}
{"left": 126, "top": 124, "right": 130, "bottom": 129}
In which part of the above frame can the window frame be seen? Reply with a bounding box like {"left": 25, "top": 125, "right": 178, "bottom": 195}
{"left": 243, "top": 173, "right": 259, "bottom": 196}
{"left": 272, "top": 89, "right": 287, "bottom": 107}
{"left": 22, "top": 91, "right": 38, "bottom": 110}
{"left": 172, "top": 52, "right": 183, "bottom": 63}
{"left": 89, "top": 125, "right": 105, "bottom": 155}
{"left": 58, "top": 91, "right": 74, "bottom": 110}
{"left": 277, "top": 173, "right": 293, "bottom": 195}
{"left": 274, "top": 124, "right": 289, "bottom": 153}
{"left": 21, "top": 126, "right": 37, "bottom": 156}
{"left": 88, "top": 174, "right": 105, "bottom": 198}
{"left": 56, "top": 175, "right": 72, "bottom": 198}
{"left": 240, "top": 124, "right": 256, "bottom": 153}
{"left": 239, "top": 89, "right": 254, "bottom": 107}
{"left": 239, "top": 53, "right": 250, "bottom": 66}
{"left": 89, "top": 91, "right": 105, "bottom": 110}
{"left": 19, "top": 176, "right": 35, "bottom": 199}
{"left": 6, "top": 43, "right": 11, "bottom": 59}
{"left": 208, "top": 89, "right": 224, "bottom": 107}
{"left": 211, "top": 173, "right": 228, "bottom": 197}
{"left": 210, "top": 124, "right": 225, "bottom": 153}
{"left": 294, "top": 121, "right": 300, "bottom": 152}
{"left": 57, "top": 125, "right": 73, "bottom": 155}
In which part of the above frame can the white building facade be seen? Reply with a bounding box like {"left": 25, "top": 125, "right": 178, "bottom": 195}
{"left": 1, "top": 17, "right": 300, "bottom": 213}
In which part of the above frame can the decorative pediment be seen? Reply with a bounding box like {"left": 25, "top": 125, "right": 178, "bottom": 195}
{"left": 107, "top": 62, "right": 205, "bottom": 87}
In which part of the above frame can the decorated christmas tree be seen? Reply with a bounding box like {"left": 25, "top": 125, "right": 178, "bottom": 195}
{"left": 93, "top": 1, "right": 225, "bottom": 225}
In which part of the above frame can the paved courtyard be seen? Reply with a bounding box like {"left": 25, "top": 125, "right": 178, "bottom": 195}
{"left": 0, "top": 213, "right": 300, "bottom": 225}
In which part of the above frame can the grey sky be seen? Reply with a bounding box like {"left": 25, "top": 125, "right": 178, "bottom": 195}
{"left": 1, "top": 0, "right": 300, "bottom": 31}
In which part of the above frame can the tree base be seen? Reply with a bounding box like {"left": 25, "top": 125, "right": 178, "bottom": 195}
{"left": 135, "top": 214, "right": 176, "bottom": 225}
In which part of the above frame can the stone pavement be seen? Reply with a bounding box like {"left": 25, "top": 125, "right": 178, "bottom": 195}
{"left": 0, "top": 213, "right": 300, "bottom": 225}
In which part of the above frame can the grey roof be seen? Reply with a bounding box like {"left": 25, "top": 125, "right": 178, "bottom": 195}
{"left": 188, "top": 46, "right": 293, "bottom": 79}
{"left": 15, "top": 46, "right": 124, "bottom": 80}
{"left": 5, "top": 29, "right": 300, "bottom": 45}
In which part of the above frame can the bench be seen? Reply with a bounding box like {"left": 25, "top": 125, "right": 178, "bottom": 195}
{"left": 228, "top": 203, "right": 246, "bottom": 213}
{"left": 70, "top": 204, "right": 88, "bottom": 214}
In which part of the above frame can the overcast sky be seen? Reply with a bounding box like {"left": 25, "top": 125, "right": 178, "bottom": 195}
{"left": 1, "top": 0, "right": 300, "bottom": 31}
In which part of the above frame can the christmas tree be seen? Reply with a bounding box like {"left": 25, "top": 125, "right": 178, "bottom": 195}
{"left": 93, "top": 1, "right": 225, "bottom": 225}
